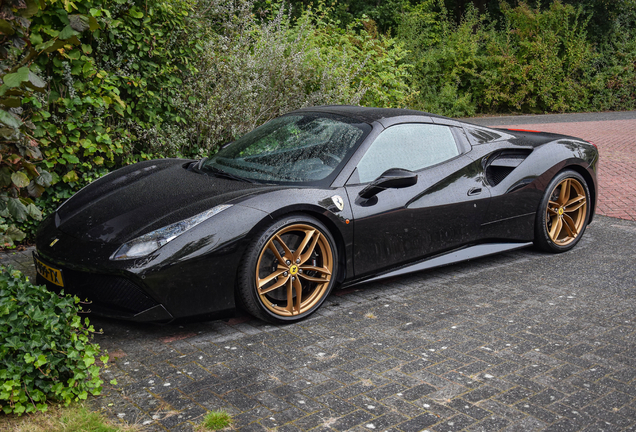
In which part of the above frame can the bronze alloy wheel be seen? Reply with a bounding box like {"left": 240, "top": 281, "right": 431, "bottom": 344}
{"left": 545, "top": 177, "right": 588, "bottom": 246}
{"left": 255, "top": 223, "right": 334, "bottom": 317}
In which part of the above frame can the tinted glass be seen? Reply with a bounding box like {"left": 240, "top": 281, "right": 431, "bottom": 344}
{"left": 356, "top": 123, "right": 460, "bottom": 183}
{"left": 202, "top": 114, "right": 368, "bottom": 183}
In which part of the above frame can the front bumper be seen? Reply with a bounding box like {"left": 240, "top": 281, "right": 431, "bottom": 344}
{"left": 34, "top": 251, "right": 174, "bottom": 322}
{"left": 34, "top": 203, "right": 269, "bottom": 322}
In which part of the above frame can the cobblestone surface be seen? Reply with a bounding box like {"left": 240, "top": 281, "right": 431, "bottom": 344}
{"left": 7, "top": 216, "right": 636, "bottom": 431}
{"left": 0, "top": 247, "right": 36, "bottom": 278}
{"left": 3, "top": 112, "right": 635, "bottom": 431}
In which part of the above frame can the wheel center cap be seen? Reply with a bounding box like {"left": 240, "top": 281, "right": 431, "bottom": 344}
{"left": 558, "top": 207, "right": 564, "bottom": 215}
{"left": 289, "top": 265, "right": 299, "bottom": 275}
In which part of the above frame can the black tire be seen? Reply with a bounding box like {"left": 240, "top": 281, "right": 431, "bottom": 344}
{"left": 534, "top": 170, "right": 591, "bottom": 253}
{"left": 237, "top": 215, "right": 338, "bottom": 323}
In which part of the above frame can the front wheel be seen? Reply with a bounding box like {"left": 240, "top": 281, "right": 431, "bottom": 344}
{"left": 534, "top": 170, "right": 590, "bottom": 253}
{"left": 237, "top": 215, "right": 338, "bottom": 323}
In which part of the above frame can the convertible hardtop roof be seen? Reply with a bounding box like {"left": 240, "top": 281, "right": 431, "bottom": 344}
{"left": 291, "top": 105, "right": 447, "bottom": 124}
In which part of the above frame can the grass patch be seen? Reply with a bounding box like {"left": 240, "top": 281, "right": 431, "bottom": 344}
{"left": 199, "top": 410, "right": 232, "bottom": 430}
{"left": 0, "top": 403, "right": 141, "bottom": 432}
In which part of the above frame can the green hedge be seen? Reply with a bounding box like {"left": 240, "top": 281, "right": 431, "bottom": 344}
{"left": 168, "top": 1, "right": 412, "bottom": 153}
{"left": 3, "top": 0, "right": 636, "bottom": 244}
{"left": 5, "top": 0, "right": 413, "bottom": 243}
{"left": 398, "top": 0, "right": 636, "bottom": 117}
{"left": 0, "top": 0, "right": 51, "bottom": 247}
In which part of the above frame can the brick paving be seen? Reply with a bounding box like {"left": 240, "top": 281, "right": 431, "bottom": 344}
{"left": 2, "top": 112, "right": 636, "bottom": 431}
{"left": 75, "top": 217, "right": 636, "bottom": 431}
{"left": 469, "top": 111, "right": 636, "bottom": 222}
{"left": 494, "top": 120, "right": 636, "bottom": 221}
{"left": 5, "top": 219, "right": 636, "bottom": 432}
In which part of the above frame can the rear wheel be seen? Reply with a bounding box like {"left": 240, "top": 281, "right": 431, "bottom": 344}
{"left": 534, "top": 170, "right": 590, "bottom": 253}
{"left": 237, "top": 215, "right": 337, "bottom": 323}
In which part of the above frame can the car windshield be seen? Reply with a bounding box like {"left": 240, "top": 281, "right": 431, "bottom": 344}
{"left": 201, "top": 114, "right": 369, "bottom": 183}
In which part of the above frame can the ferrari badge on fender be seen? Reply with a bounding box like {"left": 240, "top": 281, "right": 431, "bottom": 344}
{"left": 331, "top": 195, "right": 344, "bottom": 211}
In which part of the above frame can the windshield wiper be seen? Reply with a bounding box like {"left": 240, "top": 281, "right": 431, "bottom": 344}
{"left": 187, "top": 158, "right": 207, "bottom": 174}
{"left": 196, "top": 157, "right": 207, "bottom": 171}
{"left": 208, "top": 166, "right": 255, "bottom": 183}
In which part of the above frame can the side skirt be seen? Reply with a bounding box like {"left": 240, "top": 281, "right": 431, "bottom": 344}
{"left": 346, "top": 242, "right": 533, "bottom": 287}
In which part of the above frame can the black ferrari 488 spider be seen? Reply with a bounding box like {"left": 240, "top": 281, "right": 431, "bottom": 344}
{"left": 34, "top": 106, "right": 598, "bottom": 323}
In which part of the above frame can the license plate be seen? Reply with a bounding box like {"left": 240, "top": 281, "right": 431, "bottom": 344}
{"left": 34, "top": 254, "right": 64, "bottom": 287}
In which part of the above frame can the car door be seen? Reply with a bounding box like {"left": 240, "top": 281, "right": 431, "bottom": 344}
{"left": 344, "top": 123, "right": 491, "bottom": 277}
{"left": 462, "top": 125, "right": 541, "bottom": 242}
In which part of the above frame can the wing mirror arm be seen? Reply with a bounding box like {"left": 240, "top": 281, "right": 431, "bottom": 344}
{"left": 358, "top": 168, "right": 418, "bottom": 199}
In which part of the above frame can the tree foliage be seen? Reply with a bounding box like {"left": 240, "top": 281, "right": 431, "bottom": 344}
{"left": 399, "top": 0, "right": 636, "bottom": 117}
{"left": 306, "top": 0, "right": 636, "bottom": 45}
{"left": 29, "top": 0, "right": 204, "bottom": 184}
{"left": 165, "top": 0, "right": 411, "bottom": 154}
{"left": 444, "top": 0, "right": 636, "bottom": 46}
{"left": 1, "top": 0, "right": 636, "bottom": 244}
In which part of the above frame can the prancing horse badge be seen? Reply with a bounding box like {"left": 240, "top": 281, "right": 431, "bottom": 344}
{"left": 331, "top": 195, "right": 344, "bottom": 211}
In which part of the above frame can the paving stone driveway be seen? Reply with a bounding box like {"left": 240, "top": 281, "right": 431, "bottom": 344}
{"left": 3, "top": 112, "right": 635, "bottom": 431}
{"left": 91, "top": 216, "right": 636, "bottom": 431}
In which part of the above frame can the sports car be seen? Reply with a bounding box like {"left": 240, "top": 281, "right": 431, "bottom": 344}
{"left": 34, "top": 106, "right": 598, "bottom": 323}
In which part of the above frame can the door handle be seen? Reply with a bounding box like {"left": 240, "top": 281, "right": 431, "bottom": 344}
{"left": 467, "top": 187, "right": 482, "bottom": 196}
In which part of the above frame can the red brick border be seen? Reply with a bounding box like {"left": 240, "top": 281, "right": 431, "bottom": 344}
{"left": 495, "top": 120, "right": 636, "bottom": 221}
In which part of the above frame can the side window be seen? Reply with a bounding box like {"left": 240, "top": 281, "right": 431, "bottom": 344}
{"left": 356, "top": 123, "right": 460, "bottom": 183}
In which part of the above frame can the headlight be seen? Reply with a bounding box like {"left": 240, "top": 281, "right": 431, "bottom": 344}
{"left": 111, "top": 204, "right": 232, "bottom": 260}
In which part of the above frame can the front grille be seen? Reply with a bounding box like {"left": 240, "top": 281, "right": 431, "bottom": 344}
{"left": 37, "top": 269, "right": 158, "bottom": 314}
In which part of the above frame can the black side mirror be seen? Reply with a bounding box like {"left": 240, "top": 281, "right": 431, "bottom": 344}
{"left": 358, "top": 168, "right": 418, "bottom": 199}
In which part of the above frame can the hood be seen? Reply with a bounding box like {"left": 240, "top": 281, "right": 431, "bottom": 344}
{"left": 56, "top": 159, "right": 274, "bottom": 243}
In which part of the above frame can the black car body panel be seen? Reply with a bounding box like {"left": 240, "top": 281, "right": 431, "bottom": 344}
{"left": 56, "top": 159, "right": 280, "bottom": 244}
{"left": 35, "top": 106, "right": 598, "bottom": 322}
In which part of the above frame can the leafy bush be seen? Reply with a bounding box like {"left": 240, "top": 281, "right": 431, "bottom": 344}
{"left": 399, "top": 0, "right": 600, "bottom": 117}
{"left": 402, "top": 0, "right": 505, "bottom": 117}
{"left": 0, "top": 0, "right": 52, "bottom": 247}
{"left": 5, "top": 0, "right": 412, "bottom": 243}
{"left": 164, "top": 0, "right": 411, "bottom": 156}
{"left": 398, "top": 0, "right": 484, "bottom": 117}
{"left": 0, "top": 267, "right": 107, "bottom": 415}
{"left": 302, "top": 6, "right": 412, "bottom": 109}
{"left": 480, "top": 1, "right": 595, "bottom": 113}
{"left": 29, "top": 0, "right": 204, "bottom": 184}
{"left": 587, "top": 6, "right": 636, "bottom": 112}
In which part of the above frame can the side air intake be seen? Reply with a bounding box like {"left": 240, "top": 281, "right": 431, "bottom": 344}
{"left": 485, "top": 150, "right": 532, "bottom": 186}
